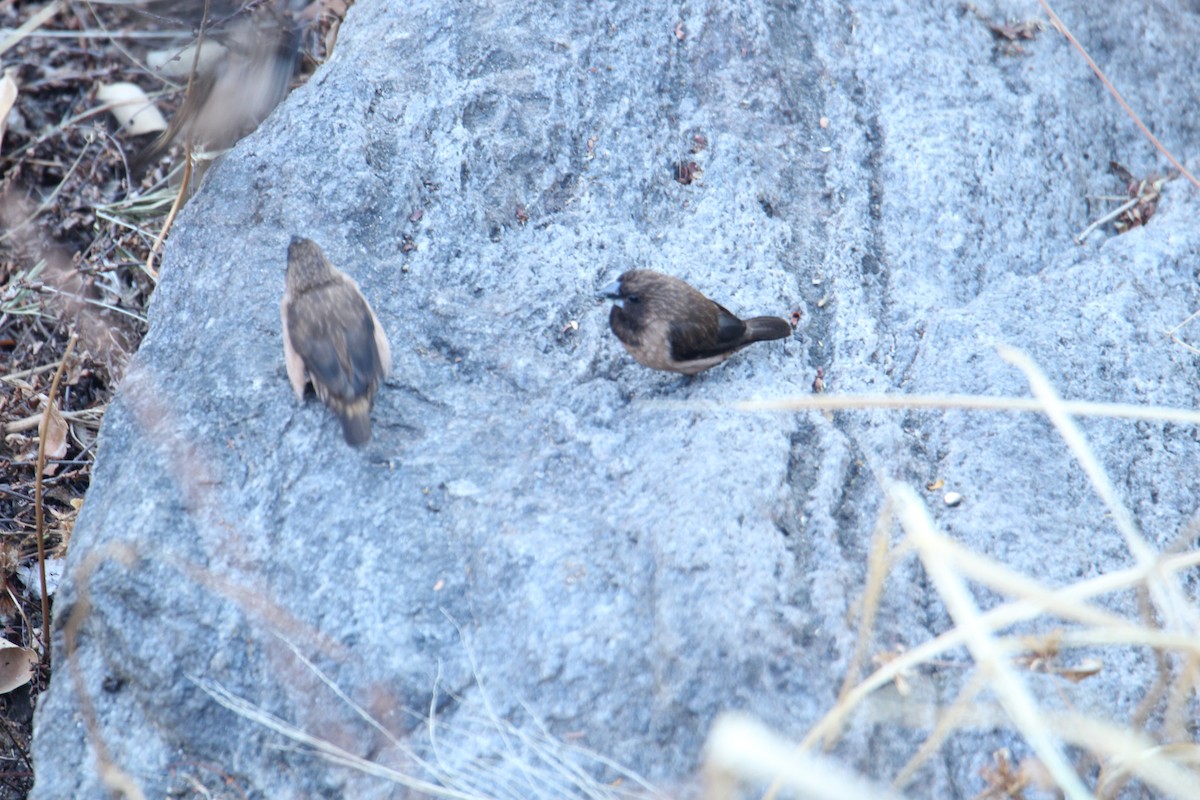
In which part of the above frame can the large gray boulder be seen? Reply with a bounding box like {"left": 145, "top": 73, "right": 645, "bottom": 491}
{"left": 31, "top": 1, "right": 1200, "bottom": 798}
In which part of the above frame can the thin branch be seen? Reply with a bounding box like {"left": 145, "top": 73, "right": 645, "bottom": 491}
{"left": 34, "top": 333, "right": 76, "bottom": 667}
{"left": 3, "top": 407, "right": 105, "bottom": 435}
{"left": 145, "top": 0, "right": 210, "bottom": 279}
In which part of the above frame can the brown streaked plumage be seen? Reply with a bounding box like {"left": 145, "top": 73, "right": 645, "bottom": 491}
{"left": 282, "top": 237, "right": 391, "bottom": 446}
{"left": 599, "top": 270, "right": 792, "bottom": 375}
{"left": 134, "top": 5, "right": 299, "bottom": 175}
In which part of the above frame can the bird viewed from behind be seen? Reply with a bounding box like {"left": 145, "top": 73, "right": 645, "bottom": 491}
{"left": 281, "top": 237, "right": 391, "bottom": 446}
{"left": 599, "top": 269, "right": 792, "bottom": 375}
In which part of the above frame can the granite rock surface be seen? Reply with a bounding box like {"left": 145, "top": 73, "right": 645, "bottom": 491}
{"left": 30, "top": 1, "right": 1200, "bottom": 798}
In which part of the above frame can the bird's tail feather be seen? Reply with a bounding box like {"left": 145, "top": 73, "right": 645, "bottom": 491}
{"left": 336, "top": 400, "right": 373, "bottom": 447}
{"left": 742, "top": 316, "right": 793, "bottom": 343}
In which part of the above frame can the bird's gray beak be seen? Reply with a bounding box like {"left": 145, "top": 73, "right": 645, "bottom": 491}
{"left": 598, "top": 278, "right": 623, "bottom": 307}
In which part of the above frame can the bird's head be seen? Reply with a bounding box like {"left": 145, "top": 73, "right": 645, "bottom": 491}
{"left": 286, "top": 236, "right": 335, "bottom": 293}
{"left": 599, "top": 269, "right": 657, "bottom": 308}
{"left": 599, "top": 270, "right": 674, "bottom": 337}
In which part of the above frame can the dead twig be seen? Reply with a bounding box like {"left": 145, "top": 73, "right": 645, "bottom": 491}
{"left": 3, "top": 407, "right": 105, "bottom": 435}
{"left": 1075, "top": 195, "right": 1140, "bottom": 243}
{"left": 145, "top": 141, "right": 191, "bottom": 280}
{"left": 34, "top": 333, "right": 77, "bottom": 667}
{"left": 145, "top": 0, "right": 211, "bottom": 279}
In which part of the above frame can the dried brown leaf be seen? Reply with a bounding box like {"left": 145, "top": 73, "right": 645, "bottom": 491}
{"left": 40, "top": 400, "right": 68, "bottom": 477}
{"left": 0, "top": 640, "right": 36, "bottom": 694}
{"left": 0, "top": 67, "right": 18, "bottom": 154}
{"left": 96, "top": 82, "right": 168, "bottom": 136}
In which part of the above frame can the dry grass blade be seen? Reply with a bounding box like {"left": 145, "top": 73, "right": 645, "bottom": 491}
{"left": 830, "top": 506, "right": 891, "bottom": 744}
{"left": 191, "top": 674, "right": 652, "bottom": 800}
{"left": 999, "top": 345, "right": 1200, "bottom": 635}
{"left": 434, "top": 612, "right": 660, "bottom": 799}
{"left": 1051, "top": 713, "right": 1200, "bottom": 799}
{"left": 183, "top": 617, "right": 659, "bottom": 800}
{"left": 889, "top": 671, "right": 988, "bottom": 790}
{"left": 0, "top": 359, "right": 61, "bottom": 383}
{"left": 192, "top": 676, "right": 480, "bottom": 799}
{"left": 274, "top": 634, "right": 400, "bottom": 748}
{"left": 705, "top": 713, "right": 904, "bottom": 800}
{"left": 733, "top": 394, "right": 1200, "bottom": 426}
{"left": 889, "top": 482, "right": 1093, "bottom": 800}
{"left": 0, "top": 0, "right": 61, "bottom": 58}
{"left": 1165, "top": 309, "right": 1200, "bottom": 356}
{"left": 800, "top": 548, "right": 1200, "bottom": 753}
{"left": 1075, "top": 194, "right": 1141, "bottom": 244}
{"left": 919, "top": 533, "right": 1144, "bottom": 638}
{"left": 767, "top": 345, "right": 1200, "bottom": 798}
{"left": 1008, "top": 628, "right": 1200, "bottom": 654}
{"left": 3, "top": 406, "right": 106, "bottom": 435}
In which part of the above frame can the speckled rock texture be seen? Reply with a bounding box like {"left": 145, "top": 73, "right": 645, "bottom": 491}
{"left": 31, "top": 1, "right": 1200, "bottom": 797}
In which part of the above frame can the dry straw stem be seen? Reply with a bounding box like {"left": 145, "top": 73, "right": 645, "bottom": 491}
{"left": 703, "top": 713, "right": 904, "bottom": 800}
{"left": 194, "top": 664, "right": 657, "bottom": 800}
{"left": 1075, "top": 194, "right": 1142, "bottom": 244}
{"left": 908, "top": 532, "right": 1174, "bottom": 647}
{"left": 753, "top": 347, "right": 1200, "bottom": 798}
{"left": 2, "top": 406, "right": 102, "bottom": 435}
{"left": 1166, "top": 309, "right": 1200, "bottom": 356}
{"left": 0, "top": 359, "right": 62, "bottom": 383}
{"left": 34, "top": 333, "right": 76, "bottom": 666}
{"left": 144, "top": 141, "right": 189, "bottom": 280}
{"left": 0, "top": 0, "right": 61, "bottom": 58}
{"left": 1037, "top": 0, "right": 1199, "bottom": 191}
{"left": 146, "top": 0, "right": 212, "bottom": 279}
{"left": 998, "top": 345, "right": 1200, "bottom": 637}
{"left": 734, "top": 394, "right": 1200, "bottom": 426}
{"left": 889, "top": 671, "right": 989, "bottom": 790}
{"left": 800, "top": 546, "right": 1200, "bottom": 754}
{"left": 1051, "top": 712, "right": 1199, "bottom": 800}
{"left": 274, "top": 634, "right": 401, "bottom": 748}
{"left": 433, "top": 613, "right": 659, "bottom": 799}
{"left": 192, "top": 678, "right": 480, "bottom": 800}
{"left": 832, "top": 508, "right": 891, "bottom": 722}
{"left": 889, "top": 482, "right": 1093, "bottom": 800}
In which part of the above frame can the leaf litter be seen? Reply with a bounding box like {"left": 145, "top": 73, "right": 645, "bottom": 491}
{"left": 0, "top": 2, "right": 347, "bottom": 796}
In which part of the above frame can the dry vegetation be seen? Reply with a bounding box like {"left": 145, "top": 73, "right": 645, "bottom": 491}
{"left": 178, "top": 367, "right": 1200, "bottom": 800}
{"left": 0, "top": 1, "right": 341, "bottom": 796}
{"left": 0, "top": 1, "right": 1198, "bottom": 799}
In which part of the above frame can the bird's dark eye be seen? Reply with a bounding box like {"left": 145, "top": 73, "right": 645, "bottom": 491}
{"left": 626, "top": 294, "right": 641, "bottom": 303}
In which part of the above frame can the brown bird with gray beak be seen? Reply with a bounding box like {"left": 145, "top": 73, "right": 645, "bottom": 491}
{"left": 599, "top": 270, "right": 792, "bottom": 375}
{"left": 281, "top": 237, "right": 391, "bottom": 446}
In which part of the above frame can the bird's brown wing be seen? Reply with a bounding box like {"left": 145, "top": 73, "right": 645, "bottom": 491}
{"left": 280, "top": 295, "right": 308, "bottom": 400}
{"left": 668, "top": 304, "right": 747, "bottom": 362}
{"left": 286, "top": 283, "right": 382, "bottom": 403}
